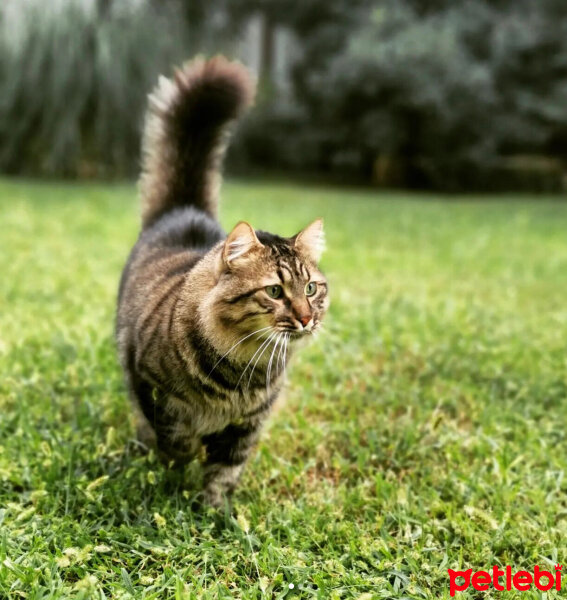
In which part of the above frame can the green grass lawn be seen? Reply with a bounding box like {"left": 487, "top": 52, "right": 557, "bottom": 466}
{"left": 1, "top": 178, "right": 566, "bottom": 599}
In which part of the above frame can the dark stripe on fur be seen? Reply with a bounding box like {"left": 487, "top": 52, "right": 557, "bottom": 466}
{"left": 224, "top": 287, "right": 264, "bottom": 304}
{"left": 166, "top": 255, "right": 203, "bottom": 277}
{"left": 242, "top": 393, "right": 278, "bottom": 419}
{"left": 136, "top": 324, "right": 162, "bottom": 369}
{"left": 187, "top": 329, "right": 238, "bottom": 390}
{"left": 202, "top": 423, "right": 258, "bottom": 467}
{"left": 137, "top": 277, "right": 185, "bottom": 338}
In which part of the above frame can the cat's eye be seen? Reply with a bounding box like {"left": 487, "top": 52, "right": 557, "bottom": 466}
{"left": 305, "top": 282, "right": 317, "bottom": 296}
{"left": 265, "top": 284, "right": 283, "bottom": 299}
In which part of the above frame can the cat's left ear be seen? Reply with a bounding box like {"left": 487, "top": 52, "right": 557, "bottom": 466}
{"left": 294, "top": 218, "right": 325, "bottom": 263}
{"left": 223, "top": 221, "right": 263, "bottom": 267}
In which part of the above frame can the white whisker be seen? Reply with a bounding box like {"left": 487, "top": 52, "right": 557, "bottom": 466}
{"left": 283, "top": 332, "right": 290, "bottom": 372}
{"left": 207, "top": 325, "right": 272, "bottom": 378}
{"left": 277, "top": 332, "right": 289, "bottom": 376}
{"left": 276, "top": 332, "right": 286, "bottom": 376}
{"left": 283, "top": 331, "right": 290, "bottom": 367}
{"left": 236, "top": 331, "right": 277, "bottom": 390}
{"left": 246, "top": 332, "right": 279, "bottom": 390}
{"left": 266, "top": 333, "right": 282, "bottom": 393}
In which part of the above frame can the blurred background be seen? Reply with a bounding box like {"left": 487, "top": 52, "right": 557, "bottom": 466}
{"left": 1, "top": 0, "right": 567, "bottom": 192}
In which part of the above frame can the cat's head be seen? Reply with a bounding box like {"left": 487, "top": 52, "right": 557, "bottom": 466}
{"left": 208, "top": 219, "right": 329, "bottom": 353}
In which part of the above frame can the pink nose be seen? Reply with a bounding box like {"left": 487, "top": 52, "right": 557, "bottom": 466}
{"left": 299, "top": 315, "right": 311, "bottom": 327}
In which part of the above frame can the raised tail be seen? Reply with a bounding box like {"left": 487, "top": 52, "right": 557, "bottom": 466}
{"left": 139, "top": 56, "right": 255, "bottom": 229}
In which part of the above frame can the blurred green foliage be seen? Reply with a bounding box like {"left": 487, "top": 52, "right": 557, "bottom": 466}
{"left": 237, "top": 0, "right": 567, "bottom": 190}
{"left": 1, "top": 0, "right": 567, "bottom": 190}
{"left": 0, "top": 1, "right": 189, "bottom": 177}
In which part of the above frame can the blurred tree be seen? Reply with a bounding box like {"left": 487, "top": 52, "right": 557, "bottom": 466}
{"left": 237, "top": 0, "right": 567, "bottom": 190}
{"left": 228, "top": 0, "right": 372, "bottom": 89}
{"left": 2, "top": 0, "right": 566, "bottom": 189}
{"left": 224, "top": 0, "right": 376, "bottom": 174}
{"left": 0, "top": 0, "right": 190, "bottom": 177}
{"left": 96, "top": 0, "right": 113, "bottom": 20}
{"left": 170, "top": 0, "right": 372, "bottom": 89}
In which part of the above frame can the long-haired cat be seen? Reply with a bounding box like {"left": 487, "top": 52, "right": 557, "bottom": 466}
{"left": 116, "top": 56, "right": 329, "bottom": 508}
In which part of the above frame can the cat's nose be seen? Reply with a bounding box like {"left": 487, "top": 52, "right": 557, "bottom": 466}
{"left": 299, "top": 315, "right": 311, "bottom": 327}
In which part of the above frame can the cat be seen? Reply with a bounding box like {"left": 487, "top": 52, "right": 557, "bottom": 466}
{"left": 116, "top": 56, "right": 329, "bottom": 508}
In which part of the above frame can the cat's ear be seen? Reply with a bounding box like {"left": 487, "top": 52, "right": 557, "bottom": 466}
{"left": 294, "top": 218, "right": 325, "bottom": 263}
{"left": 223, "top": 221, "right": 263, "bottom": 266}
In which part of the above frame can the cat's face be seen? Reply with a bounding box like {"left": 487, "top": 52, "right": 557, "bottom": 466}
{"left": 209, "top": 220, "right": 329, "bottom": 354}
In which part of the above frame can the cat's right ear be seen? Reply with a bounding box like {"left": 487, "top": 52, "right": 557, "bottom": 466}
{"left": 222, "top": 221, "right": 263, "bottom": 267}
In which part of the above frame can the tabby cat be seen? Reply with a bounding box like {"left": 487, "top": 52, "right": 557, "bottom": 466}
{"left": 116, "top": 56, "right": 329, "bottom": 508}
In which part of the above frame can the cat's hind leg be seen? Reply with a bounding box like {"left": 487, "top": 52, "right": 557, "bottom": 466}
{"left": 122, "top": 368, "right": 158, "bottom": 452}
{"left": 132, "top": 396, "right": 158, "bottom": 451}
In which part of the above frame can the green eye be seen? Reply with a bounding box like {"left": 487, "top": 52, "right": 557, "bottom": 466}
{"left": 305, "top": 282, "right": 317, "bottom": 296}
{"left": 265, "top": 284, "right": 283, "bottom": 299}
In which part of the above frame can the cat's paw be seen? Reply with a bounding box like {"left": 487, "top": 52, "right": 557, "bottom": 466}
{"left": 195, "top": 487, "right": 236, "bottom": 516}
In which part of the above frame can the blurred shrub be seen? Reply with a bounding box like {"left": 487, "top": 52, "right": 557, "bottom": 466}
{"left": 310, "top": 1, "right": 501, "bottom": 190}
{"left": 229, "top": 0, "right": 373, "bottom": 179}
{"left": 239, "top": 0, "right": 567, "bottom": 191}
{"left": 232, "top": 103, "right": 338, "bottom": 175}
{"left": 2, "top": 0, "right": 566, "bottom": 191}
{"left": 0, "top": 1, "right": 189, "bottom": 177}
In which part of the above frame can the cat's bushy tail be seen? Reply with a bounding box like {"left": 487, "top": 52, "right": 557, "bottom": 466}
{"left": 139, "top": 56, "right": 255, "bottom": 228}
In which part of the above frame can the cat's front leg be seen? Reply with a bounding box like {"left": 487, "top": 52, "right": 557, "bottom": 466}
{"left": 200, "top": 420, "right": 263, "bottom": 508}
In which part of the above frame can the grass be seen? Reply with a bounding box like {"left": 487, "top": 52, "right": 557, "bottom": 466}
{"left": 0, "top": 177, "right": 566, "bottom": 599}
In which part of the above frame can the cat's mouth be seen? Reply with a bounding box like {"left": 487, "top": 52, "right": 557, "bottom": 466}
{"left": 277, "top": 327, "right": 314, "bottom": 339}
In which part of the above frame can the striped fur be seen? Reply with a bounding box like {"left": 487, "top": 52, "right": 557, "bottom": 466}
{"left": 116, "top": 57, "right": 329, "bottom": 508}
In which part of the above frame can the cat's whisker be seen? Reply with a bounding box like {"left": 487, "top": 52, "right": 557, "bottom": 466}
{"left": 246, "top": 332, "right": 279, "bottom": 391}
{"left": 282, "top": 333, "right": 291, "bottom": 372}
{"left": 276, "top": 332, "right": 286, "bottom": 377}
{"left": 236, "top": 330, "right": 277, "bottom": 390}
{"left": 206, "top": 325, "right": 273, "bottom": 378}
{"left": 266, "top": 333, "right": 282, "bottom": 393}
{"left": 283, "top": 332, "right": 290, "bottom": 371}
{"left": 283, "top": 331, "right": 290, "bottom": 367}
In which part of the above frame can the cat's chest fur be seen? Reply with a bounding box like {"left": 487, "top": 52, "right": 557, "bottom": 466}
{"left": 162, "top": 381, "right": 280, "bottom": 438}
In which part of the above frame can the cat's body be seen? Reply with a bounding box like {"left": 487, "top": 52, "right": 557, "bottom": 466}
{"left": 116, "top": 57, "right": 328, "bottom": 507}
